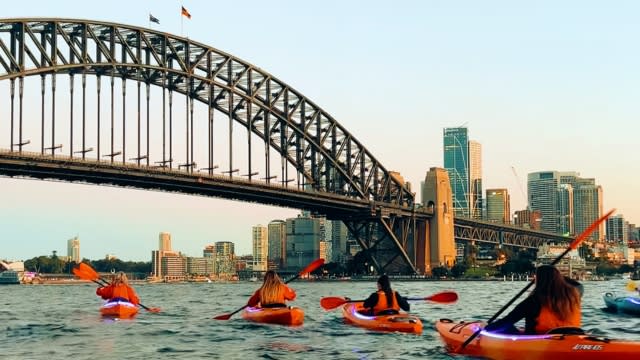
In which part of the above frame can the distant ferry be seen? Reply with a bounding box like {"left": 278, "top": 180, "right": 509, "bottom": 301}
{"left": 0, "top": 270, "right": 20, "bottom": 285}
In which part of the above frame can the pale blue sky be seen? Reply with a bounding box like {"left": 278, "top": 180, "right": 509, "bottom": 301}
{"left": 1, "top": 1, "right": 638, "bottom": 261}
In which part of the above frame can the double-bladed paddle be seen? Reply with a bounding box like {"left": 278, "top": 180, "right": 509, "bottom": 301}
{"left": 213, "top": 258, "right": 325, "bottom": 320}
{"left": 73, "top": 262, "right": 161, "bottom": 313}
{"left": 320, "top": 291, "right": 458, "bottom": 311}
{"left": 457, "top": 208, "right": 615, "bottom": 352}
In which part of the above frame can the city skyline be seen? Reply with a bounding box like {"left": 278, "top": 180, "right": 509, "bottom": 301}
{"left": 1, "top": 1, "right": 638, "bottom": 261}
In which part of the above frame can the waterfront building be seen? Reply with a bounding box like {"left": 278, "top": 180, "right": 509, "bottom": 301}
{"left": 186, "top": 257, "right": 214, "bottom": 275}
{"left": 485, "top": 189, "right": 510, "bottom": 224}
{"left": 607, "top": 214, "right": 629, "bottom": 245}
{"left": 161, "top": 254, "right": 186, "bottom": 282}
{"left": 330, "top": 220, "right": 349, "bottom": 264}
{"left": 67, "top": 236, "right": 80, "bottom": 263}
{"left": 268, "top": 220, "right": 286, "bottom": 269}
{"left": 285, "top": 212, "right": 321, "bottom": 270}
{"left": 528, "top": 171, "right": 564, "bottom": 233}
{"left": 252, "top": 225, "right": 268, "bottom": 272}
{"left": 215, "top": 241, "right": 236, "bottom": 280}
{"left": 159, "top": 232, "right": 171, "bottom": 251}
{"left": 513, "top": 209, "right": 542, "bottom": 229}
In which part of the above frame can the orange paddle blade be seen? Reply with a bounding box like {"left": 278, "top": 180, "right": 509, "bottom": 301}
{"left": 78, "top": 262, "right": 100, "bottom": 280}
{"left": 73, "top": 266, "right": 96, "bottom": 281}
{"left": 320, "top": 297, "right": 352, "bottom": 310}
{"left": 424, "top": 291, "right": 458, "bottom": 303}
{"left": 299, "top": 258, "right": 325, "bottom": 277}
{"left": 627, "top": 281, "right": 638, "bottom": 292}
{"left": 144, "top": 307, "right": 162, "bottom": 313}
{"left": 213, "top": 313, "right": 233, "bottom": 320}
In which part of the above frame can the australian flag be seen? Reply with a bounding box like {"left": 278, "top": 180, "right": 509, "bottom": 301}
{"left": 149, "top": 14, "right": 160, "bottom": 24}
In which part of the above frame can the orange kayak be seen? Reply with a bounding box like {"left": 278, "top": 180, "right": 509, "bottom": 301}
{"left": 341, "top": 302, "right": 422, "bottom": 334}
{"left": 100, "top": 300, "right": 139, "bottom": 318}
{"left": 241, "top": 306, "right": 304, "bottom": 326}
{"left": 436, "top": 318, "right": 640, "bottom": 360}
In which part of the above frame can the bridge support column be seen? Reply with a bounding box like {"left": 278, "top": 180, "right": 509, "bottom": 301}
{"left": 420, "top": 167, "right": 456, "bottom": 274}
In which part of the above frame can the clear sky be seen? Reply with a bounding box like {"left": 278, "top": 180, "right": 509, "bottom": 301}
{"left": 1, "top": 1, "right": 638, "bottom": 261}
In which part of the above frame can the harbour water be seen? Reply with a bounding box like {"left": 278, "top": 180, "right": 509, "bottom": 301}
{"left": 2, "top": 279, "right": 639, "bottom": 359}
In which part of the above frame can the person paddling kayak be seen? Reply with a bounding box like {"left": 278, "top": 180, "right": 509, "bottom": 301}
{"left": 361, "top": 275, "right": 410, "bottom": 316}
{"left": 485, "top": 265, "right": 582, "bottom": 335}
{"left": 247, "top": 270, "right": 296, "bottom": 308}
{"left": 96, "top": 271, "right": 140, "bottom": 305}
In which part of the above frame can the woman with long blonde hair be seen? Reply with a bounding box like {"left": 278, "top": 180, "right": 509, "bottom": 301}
{"left": 247, "top": 270, "right": 296, "bottom": 308}
{"left": 96, "top": 271, "right": 140, "bottom": 305}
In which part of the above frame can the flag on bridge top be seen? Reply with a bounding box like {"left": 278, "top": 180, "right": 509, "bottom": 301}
{"left": 149, "top": 14, "right": 160, "bottom": 24}
{"left": 181, "top": 6, "right": 192, "bottom": 19}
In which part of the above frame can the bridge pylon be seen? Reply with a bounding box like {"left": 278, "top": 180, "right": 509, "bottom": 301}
{"left": 418, "top": 167, "right": 456, "bottom": 275}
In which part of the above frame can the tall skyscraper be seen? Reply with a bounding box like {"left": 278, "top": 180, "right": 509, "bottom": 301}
{"left": 443, "top": 127, "right": 469, "bottom": 217}
{"left": 268, "top": 220, "right": 286, "bottom": 269}
{"left": 252, "top": 225, "right": 268, "bottom": 271}
{"left": 485, "top": 189, "right": 510, "bottom": 224}
{"left": 67, "top": 236, "right": 80, "bottom": 263}
{"left": 285, "top": 212, "right": 321, "bottom": 270}
{"left": 607, "top": 214, "right": 628, "bottom": 245}
{"left": 468, "top": 140, "right": 483, "bottom": 219}
{"left": 443, "top": 127, "right": 482, "bottom": 218}
{"left": 159, "top": 232, "right": 171, "bottom": 251}
{"left": 528, "top": 171, "right": 603, "bottom": 240}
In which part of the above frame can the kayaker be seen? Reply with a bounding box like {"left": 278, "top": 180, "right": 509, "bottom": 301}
{"left": 247, "top": 270, "right": 296, "bottom": 308}
{"left": 361, "top": 274, "right": 410, "bottom": 316}
{"left": 96, "top": 271, "right": 140, "bottom": 305}
{"left": 485, "top": 265, "right": 581, "bottom": 335}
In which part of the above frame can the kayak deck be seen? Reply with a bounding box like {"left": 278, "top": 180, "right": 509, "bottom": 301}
{"left": 436, "top": 318, "right": 640, "bottom": 360}
{"left": 100, "top": 300, "right": 139, "bottom": 318}
{"left": 242, "top": 306, "right": 304, "bottom": 326}
{"left": 342, "top": 302, "right": 422, "bottom": 334}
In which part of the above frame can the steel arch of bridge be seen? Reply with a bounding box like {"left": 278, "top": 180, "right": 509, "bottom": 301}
{"left": 0, "top": 18, "right": 421, "bottom": 273}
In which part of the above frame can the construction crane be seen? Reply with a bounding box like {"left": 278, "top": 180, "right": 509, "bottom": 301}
{"left": 511, "top": 166, "right": 528, "bottom": 210}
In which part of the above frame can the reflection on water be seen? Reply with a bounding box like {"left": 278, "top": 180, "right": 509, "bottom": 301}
{"left": 2, "top": 279, "right": 639, "bottom": 359}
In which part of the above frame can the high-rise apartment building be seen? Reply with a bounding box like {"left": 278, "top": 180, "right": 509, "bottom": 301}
{"left": 485, "top": 189, "right": 510, "bottom": 224}
{"left": 443, "top": 127, "right": 482, "bottom": 218}
{"left": 285, "top": 213, "right": 321, "bottom": 270}
{"left": 252, "top": 225, "right": 268, "bottom": 272}
{"left": 528, "top": 171, "right": 603, "bottom": 240}
{"left": 67, "top": 236, "right": 80, "bottom": 263}
{"left": 528, "top": 171, "right": 562, "bottom": 233}
{"left": 607, "top": 214, "right": 628, "bottom": 245}
{"left": 159, "top": 232, "right": 171, "bottom": 251}
{"left": 468, "top": 140, "right": 483, "bottom": 219}
{"left": 268, "top": 220, "right": 286, "bottom": 269}
{"left": 514, "top": 209, "right": 542, "bottom": 229}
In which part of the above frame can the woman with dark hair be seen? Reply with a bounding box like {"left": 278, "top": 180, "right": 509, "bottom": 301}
{"left": 485, "top": 265, "right": 582, "bottom": 334}
{"left": 362, "top": 275, "right": 410, "bottom": 315}
{"left": 247, "top": 270, "right": 296, "bottom": 308}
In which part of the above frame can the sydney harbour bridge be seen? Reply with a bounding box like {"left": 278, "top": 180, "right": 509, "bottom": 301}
{"left": 0, "top": 18, "right": 569, "bottom": 274}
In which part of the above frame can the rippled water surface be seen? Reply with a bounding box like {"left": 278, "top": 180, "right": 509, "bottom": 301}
{"left": 2, "top": 279, "right": 640, "bottom": 359}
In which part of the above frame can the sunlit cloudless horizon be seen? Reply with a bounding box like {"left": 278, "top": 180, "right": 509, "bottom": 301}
{"left": 1, "top": 1, "right": 638, "bottom": 262}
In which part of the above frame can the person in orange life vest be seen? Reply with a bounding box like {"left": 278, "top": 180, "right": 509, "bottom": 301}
{"left": 247, "top": 270, "right": 296, "bottom": 308}
{"left": 485, "top": 265, "right": 582, "bottom": 335}
{"left": 96, "top": 271, "right": 140, "bottom": 305}
{"left": 361, "top": 274, "right": 410, "bottom": 315}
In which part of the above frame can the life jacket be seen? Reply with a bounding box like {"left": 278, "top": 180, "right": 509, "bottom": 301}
{"left": 372, "top": 290, "right": 400, "bottom": 315}
{"left": 110, "top": 284, "right": 132, "bottom": 301}
{"left": 534, "top": 303, "right": 581, "bottom": 334}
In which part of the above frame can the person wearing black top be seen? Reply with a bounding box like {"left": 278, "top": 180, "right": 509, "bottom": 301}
{"left": 362, "top": 275, "right": 410, "bottom": 316}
